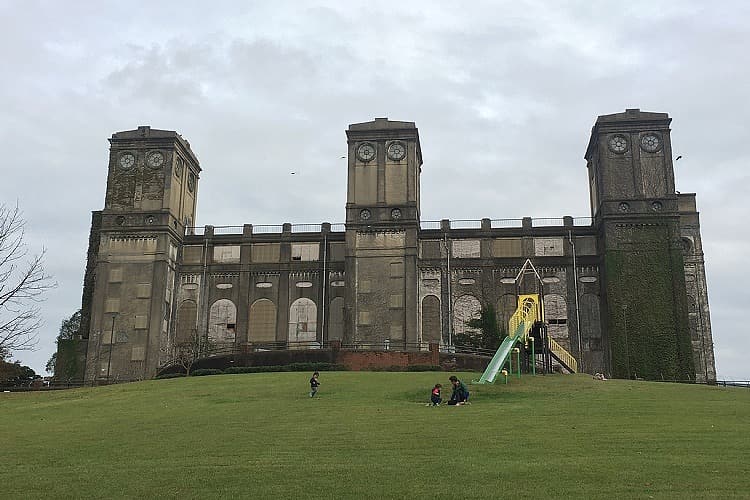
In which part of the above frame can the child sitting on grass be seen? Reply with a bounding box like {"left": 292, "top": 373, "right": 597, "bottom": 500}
{"left": 430, "top": 383, "right": 442, "bottom": 406}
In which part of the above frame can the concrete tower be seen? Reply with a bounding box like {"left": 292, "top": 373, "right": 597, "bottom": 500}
{"left": 586, "top": 110, "right": 695, "bottom": 380}
{"left": 83, "top": 126, "right": 200, "bottom": 381}
{"left": 343, "top": 119, "right": 423, "bottom": 347}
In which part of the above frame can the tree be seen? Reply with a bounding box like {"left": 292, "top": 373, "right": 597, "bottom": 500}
{"left": 455, "top": 303, "right": 506, "bottom": 351}
{"left": 0, "top": 203, "right": 56, "bottom": 356}
{"left": 46, "top": 309, "right": 82, "bottom": 374}
{"left": 0, "top": 358, "right": 37, "bottom": 387}
{"left": 171, "top": 330, "right": 214, "bottom": 376}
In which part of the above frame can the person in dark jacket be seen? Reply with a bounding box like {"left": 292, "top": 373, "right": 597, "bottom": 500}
{"left": 448, "top": 375, "right": 469, "bottom": 405}
{"left": 309, "top": 371, "right": 320, "bottom": 397}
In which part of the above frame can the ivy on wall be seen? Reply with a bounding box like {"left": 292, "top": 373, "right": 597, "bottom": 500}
{"left": 79, "top": 211, "right": 102, "bottom": 342}
{"left": 604, "top": 223, "right": 695, "bottom": 381}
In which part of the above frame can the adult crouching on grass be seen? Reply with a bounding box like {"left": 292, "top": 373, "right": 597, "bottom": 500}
{"left": 448, "top": 375, "right": 469, "bottom": 405}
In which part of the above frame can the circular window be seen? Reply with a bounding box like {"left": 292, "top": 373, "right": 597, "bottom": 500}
{"left": 119, "top": 153, "right": 135, "bottom": 169}
{"left": 640, "top": 133, "right": 662, "bottom": 153}
{"left": 651, "top": 201, "right": 663, "bottom": 211}
{"left": 608, "top": 134, "right": 628, "bottom": 154}
{"left": 386, "top": 141, "right": 406, "bottom": 161}
{"left": 359, "top": 209, "right": 371, "bottom": 220}
{"left": 356, "top": 142, "right": 376, "bottom": 162}
{"left": 146, "top": 151, "right": 164, "bottom": 169}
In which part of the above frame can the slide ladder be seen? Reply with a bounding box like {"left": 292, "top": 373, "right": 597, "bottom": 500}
{"left": 476, "top": 295, "right": 541, "bottom": 384}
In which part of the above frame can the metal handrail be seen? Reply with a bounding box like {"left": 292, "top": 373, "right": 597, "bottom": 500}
{"left": 548, "top": 337, "right": 578, "bottom": 373}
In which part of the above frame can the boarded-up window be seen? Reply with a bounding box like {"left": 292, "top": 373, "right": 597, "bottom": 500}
{"left": 453, "top": 295, "right": 481, "bottom": 336}
{"left": 390, "top": 262, "right": 404, "bottom": 278}
{"left": 452, "top": 240, "right": 480, "bottom": 258}
{"left": 497, "top": 294, "right": 517, "bottom": 334}
{"left": 359, "top": 279, "right": 371, "bottom": 293}
{"left": 329, "top": 242, "right": 345, "bottom": 261}
{"left": 492, "top": 238, "right": 522, "bottom": 257}
{"left": 208, "top": 299, "right": 237, "bottom": 343}
{"left": 249, "top": 298, "right": 276, "bottom": 343}
{"left": 421, "top": 240, "right": 442, "bottom": 259}
{"left": 213, "top": 245, "right": 240, "bottom": 263}
{"left": 358, "top": 311, "right": 371, "bottom": 325}
{"left": 328, "top": 297, "right": 344, "bottom": 341}
{"left": 183, "top": 246, "right": 204, "bottom": 264}
{"left": 105, "top": 298, "right": 120, "bottom": 313}
{"left": 289, "top": 298, "right": 317, "bottom": 343}
{"left": 544, "top": 294, "right": 567, "bottom": 321}
{"left": 131, "top": 347, "right": 145, "bottom": 361}
{"left": 136, "top": 283, "right": 151, "bottom": 298}
{"left": 545, "top": 294, "right": 569, "bottom": 349}
{"left": 421, "top": 295, "right": 441, "bottom": 343}
{"left": 252, "top": 243, "right": 280, "bottom": 263}
{"left": 109, "top": 268, "right": 123, "bottom": 282}
{"left": 534, "top": 238, "right": 564, "bottom": 257}
{"left": 581, "top": 294, "right": 601, "bottom": 350}
{"left": 291, "top": 243, "right": 319, "bottom": 261}
{"left": 576, "top": 236, "right": 597, "bottom": 256}
{"left": 175, "top": 300, "right": 197, "bottom": 342}
{"left": 389, "top": 294, "right": 404, "bottom": 308}
{"left": 134, "top": 315, "right": 148, "bottom": 329}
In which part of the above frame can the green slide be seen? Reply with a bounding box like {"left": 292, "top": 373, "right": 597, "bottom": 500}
{"left": 475, "top": 321, "right": 525, "bottom": 384}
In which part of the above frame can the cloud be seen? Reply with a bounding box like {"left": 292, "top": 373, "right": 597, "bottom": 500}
{"left": 1, "top": 1, "right": 748, "bottom": 379}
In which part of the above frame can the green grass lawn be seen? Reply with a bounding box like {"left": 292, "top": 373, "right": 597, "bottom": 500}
{"left": 2, "top": 372, "right": 749, "bottom": 499}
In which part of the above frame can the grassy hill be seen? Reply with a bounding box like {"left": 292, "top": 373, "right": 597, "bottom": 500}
{"left": 2, "top": 372, "right": 748, "bottom": 499}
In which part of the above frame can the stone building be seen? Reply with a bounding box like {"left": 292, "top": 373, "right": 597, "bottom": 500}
{"left": 65, "top": 109, "right": 716, "bottom": 383}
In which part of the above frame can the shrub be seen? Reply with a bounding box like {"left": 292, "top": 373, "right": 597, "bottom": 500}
{"left": 154, "top": 372, "right": 186, "bottom": 380}
{"left": 224, "top": 363, "right": 349, "bottom": 375}
{"left": 406, "top": 365, "right": 442, "bottom": 372}
{"left": 190, "top": 368, "right": 224, "bottom": 377}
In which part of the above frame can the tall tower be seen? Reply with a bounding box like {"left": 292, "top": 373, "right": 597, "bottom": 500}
{"left": 83, "top": 126, "right": 200, "bottom": 381}
{"left": 585, "top": 109, "right": 694, "bottom": 380}
{"left": 343, "top": 119, "right": 423, "bottom": 346}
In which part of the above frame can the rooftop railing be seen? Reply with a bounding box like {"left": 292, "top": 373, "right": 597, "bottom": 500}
{"left": 186, "top": 216, "right": 595, "bottom": 236}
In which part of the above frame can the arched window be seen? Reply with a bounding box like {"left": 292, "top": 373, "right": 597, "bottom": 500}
{"left": 544, "top": 294, "right": 567, "bottom": 324}
{"left": 453, "top": 294, "right": 481, "bottom": 336}
{"left": 421, "top": 295, "right": 441, "bottom": 344}
{"left": 497, "top": 294, "right": 517, "bottom": 334}
{"left": 249, "top": 298, "right": 277, "bottom": 343}
{"left": 328, "top": 297, "right": 344, "bottom": 342}
{"left": 208, "top": 299, "right": 237, "bottom": 343}
{"left": 581, "top": 294, "right": 601, "bottom": 351}
{"left": 289, "top": 298, "right": 317, "bottom": 345}
{"left": 175, "top": 300, "right": 197, "bottom": 343}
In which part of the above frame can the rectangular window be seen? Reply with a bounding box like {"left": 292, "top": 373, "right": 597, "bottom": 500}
{"left": 358, "top": 311, "right": 371, "bottom": 325}
{"left": 213, "top": 245, "right": 240, "bottom": 263}
{"left": 390, "top": 262, "right": 404, "bottom": 278}
{"left": 291, "top": 243, "right": 320, "bottom": 261}
{"left": 136, "top": 283, "right": 152, "bottom": 298}
{"left": 134, "top": 315, "right": 149, "bottom": 329}
{"left": 108, "top": 268, "right": 123, "bottom": 283}
{"left": 452, "top": 240, "right": 481, "bottom": 258}
{"left": 105, "top": 298, "right": 120, "bottom": 313}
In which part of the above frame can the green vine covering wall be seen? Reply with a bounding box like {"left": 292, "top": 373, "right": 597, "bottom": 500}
{"left": 604, "top": 224, "right": 695, "bottom": 380}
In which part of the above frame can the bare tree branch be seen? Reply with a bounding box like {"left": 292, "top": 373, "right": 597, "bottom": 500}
{"left": 169, "top": 330, "right": 214, "bottom": 375}
{"left": 0, "top": 203, "right": 57, "bottom": 355}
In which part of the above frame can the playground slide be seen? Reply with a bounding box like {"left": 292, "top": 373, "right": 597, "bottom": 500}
{"left": 476, "top": 335, "right": 518, "bottom": 384}
{"left": 476, "top": 318, "right": 528, "bottom": 384}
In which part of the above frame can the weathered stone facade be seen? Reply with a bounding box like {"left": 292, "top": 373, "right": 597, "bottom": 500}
{"left": 70, "top": 111, "right": 716, "bottom": 383}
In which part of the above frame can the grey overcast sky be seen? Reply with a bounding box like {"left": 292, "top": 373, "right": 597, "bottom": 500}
{"left": 1, "top": 1, "right": 747, "bottom": 378}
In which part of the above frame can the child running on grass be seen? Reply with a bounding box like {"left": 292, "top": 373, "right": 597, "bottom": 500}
{"left": 309, "top": 371, "right": 320, "bottom": 397}
{"left": 430, "top": 383, "right": 442, "bottom": 406}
